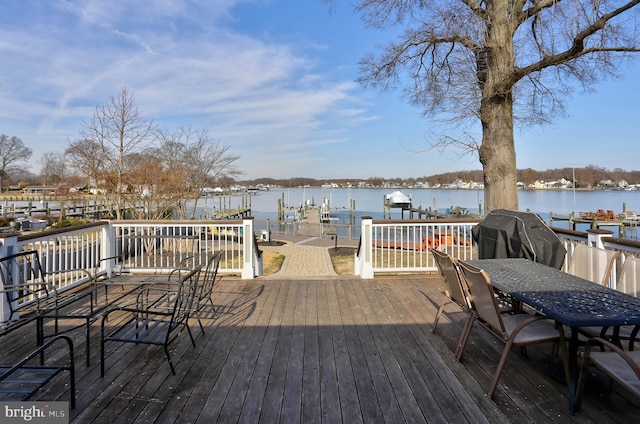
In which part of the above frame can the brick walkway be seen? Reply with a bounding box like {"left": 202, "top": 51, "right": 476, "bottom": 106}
{"left": 259, "top": 235, "right": 358, "bottom": 278}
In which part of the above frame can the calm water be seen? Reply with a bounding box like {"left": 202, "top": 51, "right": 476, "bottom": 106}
{"left": 6, "top": 188, "right": 635, "bottom": 235}
{"left": 193, "top": 187, "right": 640, "bottom": 235}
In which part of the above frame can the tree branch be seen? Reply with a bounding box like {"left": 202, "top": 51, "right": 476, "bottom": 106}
{"left": 513, "top": 1, "right": 640, "bottom": 83}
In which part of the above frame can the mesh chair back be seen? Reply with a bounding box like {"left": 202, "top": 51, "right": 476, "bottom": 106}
{"left": 568, "top": 244, "right": 620, "bottom": 286}
{"left": 0, "top": 250, "right": 51, "bottom": 317}
{"left": 430, "top": 248, "right": 468, "bottom": 309}
{"left": 169, "top": 266, "right": 201, "bottom": 334}
{"left": 617, "top": 255, "right": 640, "bottom": 298}
{"left": 199, "top": 251, "right": 222, "bottom": 304}
{"left": 458, "top": 261, "right": 507, "bottom": 339}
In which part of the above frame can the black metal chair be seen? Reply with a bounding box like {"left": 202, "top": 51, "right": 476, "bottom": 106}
{"left": 0, "top": 250, "right": 97, "bottom": 365}
{"left": 193, "top": 251, "right": 222, "bottom": 332}
{"left": 167, "top": 251, "right": 222, "bottom": 333}
{"left": 0, "top": 334, "right": 75, "bottom": 407}
{"left": 100, "top": 266, "right": 202, "bottom": 376}
{"left": 0, "top": 250, "right": 92, "bottom": 326}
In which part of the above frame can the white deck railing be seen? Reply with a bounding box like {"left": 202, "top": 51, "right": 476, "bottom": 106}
{"left": 355, "top": 217, "right": 640, "bottom": 280}
{"left": 2, "top": 215, "right": 639, "bottom": 313}
{"left": 0, "top": 217, "right": 261, "bottom": 290}
{"left": 552, "top": 226, "right": 640, "bottom": 290}
{"left": 3, "top": 222, "right": 104, "bottom": 292}
{"left": 0, "top": 218, "right": 263, "bottom": 321}
{"left": 355, "top": 217, "right": 480, "bottom": 278}
{"left": 107, "top": 220, "right": 259, "bottom": 278}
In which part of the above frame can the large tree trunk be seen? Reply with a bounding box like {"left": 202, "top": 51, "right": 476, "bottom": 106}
{"left": 479, "top": 100, "right": 518, "bottom": 214}
{"left": 478, "top": 0, "right": 519, "bottom": 214}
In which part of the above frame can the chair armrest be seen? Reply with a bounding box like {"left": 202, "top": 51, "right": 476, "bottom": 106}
{"left": 167, "top": 255, "right": 197, "bottom": 282}
{"left": 45, "top": 268, "right": 94, "bottom": 294}
{"left": 583, "top": 337, "right": 640, "bottom": 379}
{"left": 0, "top": 334, "right": 74, "bottom": 380}
{"left": 0, "top": 283, "right": 50, "bottom": 294}
{"left": 101, "top": 301, "right": 174, "bottom": 322}
{"left": 46, "top": 268, "right": 92, "bottom": 279}
{"left": 94, "top": 255, "right": 125, "bottom": 277}
{"left": 0, "top": 282, "right": 59, "bottom": 315}
{"left": 137, "top": 286, "right": 181, "bottom": 310}
{"left": 0, "top": 334, "right": 75, "bottom": 408}
{"left": 168, "top": 268, "right": 191, "bottom": 282}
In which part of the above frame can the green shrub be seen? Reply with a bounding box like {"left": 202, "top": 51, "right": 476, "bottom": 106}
{"left": 50, "top": 218, "right": 91, "bottom": 229}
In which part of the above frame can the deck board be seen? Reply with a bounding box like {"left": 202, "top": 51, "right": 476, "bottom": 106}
{"left": 176, "top": 280, "right": 258, "bottom": 423}
{"left": 325, "top": 280, "right": 363, "bottom": 424}
{"left": 2, "top": 274, "right": 639, "bottom": 423}
{"left": 336, "top": 280, "right": 387, "bottom": 423}
{"left": 367, "top": 281, "right": 453, "bottom": 423}
{"left": 316, "top": 280, "right": 343, "bottom": 424}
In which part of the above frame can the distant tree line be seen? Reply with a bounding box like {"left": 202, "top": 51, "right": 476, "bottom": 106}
{"left": 239, "top": 165, "right": 640, "bottom": 189}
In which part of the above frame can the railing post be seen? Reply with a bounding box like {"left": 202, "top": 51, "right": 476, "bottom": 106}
{"left": 242, "top": 217, "right": 258, "bottom": 279}
{"left": 100, "top": 219, "right": 117, "bottom": 278}
{"left": 0, "top": 233, "right": 19, "bottom": 321}
{"left": 587, "top": 228, "right": 613, "bottom": 249}
{"left": 358, "top": 216, "right": 374, "bottom": 279}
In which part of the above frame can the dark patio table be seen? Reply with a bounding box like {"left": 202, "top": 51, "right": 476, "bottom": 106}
{"left": 464, "top": 258, "right": 640, "bottom": 415}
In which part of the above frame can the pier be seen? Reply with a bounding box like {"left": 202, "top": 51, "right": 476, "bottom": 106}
{"left": 277, "top": 193, "right": 356, "bottom": 225}
{"left": 212, "top": 207, "right": 252, "bottom": 219}
{"left": 0, "top": 199, "right": 117, "bottom": 218}
{"left": 549, "top": 211, "right": 636, "bottom": 238}
{"left": 199, "top": 193, "right": 252, "bottom": 219}
{"left": 383, "top": 203, "right": 480, "bottom": 220}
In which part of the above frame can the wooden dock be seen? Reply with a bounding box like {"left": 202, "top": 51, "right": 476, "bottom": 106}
{"left": 7, "top": 275, "right": 639, "bottom": 423}
{"left": 212, "top": 207, "right": 251, "bottom": 219}
{"left": 0, "top": 201, "right": 117, "bottom": 218}
{"left": 549, "top": 212, "right": 630, "bottom": 237}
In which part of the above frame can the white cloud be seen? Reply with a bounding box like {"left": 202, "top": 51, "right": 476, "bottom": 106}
{"left": 0, "top": 0, "right": 375, "bottom": 178}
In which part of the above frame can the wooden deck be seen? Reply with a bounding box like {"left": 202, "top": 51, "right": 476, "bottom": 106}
{"left": 3, "top": 274, "right": 640, "bottom": 423}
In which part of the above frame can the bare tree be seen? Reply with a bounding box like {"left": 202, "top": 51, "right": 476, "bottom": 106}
{"left": 123, "top": 150, "right": 190, "bottom": 220}
{"left": 342, "top": 0, "right": 640, "bottom": 212}
{"left": 155, "top": 127, "right": 241, "bottom": 219}
{"left": 0, "top": 135, "right": 33, "bottom": 192}
{"left": 39, "top": 152, "right": 68, "bottom": 185}
{"left": 66, "top": 87, "right": 155, "bottom": 219}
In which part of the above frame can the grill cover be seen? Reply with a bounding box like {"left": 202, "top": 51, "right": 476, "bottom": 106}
{"left": 472, "top": 209, "right": 566, "bottom": 269}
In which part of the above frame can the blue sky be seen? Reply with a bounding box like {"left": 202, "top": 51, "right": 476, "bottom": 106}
{"left": 1, "top": 0, "right": 639, "bottom": 181}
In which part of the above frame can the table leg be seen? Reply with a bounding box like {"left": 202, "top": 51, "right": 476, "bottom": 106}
{"left": 569, "top": 327, "right": 579, "bottom": 415}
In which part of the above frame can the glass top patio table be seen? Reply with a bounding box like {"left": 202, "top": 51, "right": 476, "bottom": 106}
{"left": 463, "top": 258, "right": 640, "bottom": 415}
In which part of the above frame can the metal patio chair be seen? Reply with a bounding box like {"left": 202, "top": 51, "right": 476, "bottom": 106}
{"left": 0, "top": 334, "right": 75, "bottom": 407}
{"left": 567, "top": 243, "right": 620, "bottom": 287}
{"left": 456, "top": 261, "right": 570, "bottom": 398}
{"left": 0, "top": 250, "right": 99, "bottom": 366}
{"left": 576, "top": 336, "right": 640, "bottom": 410}
{"left": 616, "top": 254, "right": 640, "bottom": 298}
{"left": 582, "top": 255, "right": 640, "bottom": 348}
{"left": 193, "top": 251, "right": 222, "bottom": 330}
{"left": 167, "top": 251, "right": 222, "bottom": 333}
{"left": 429, "top": 248, "right": 470, "bottom": 334}
{"left": 100, "top": 266, "right": 202, "bottom": 376}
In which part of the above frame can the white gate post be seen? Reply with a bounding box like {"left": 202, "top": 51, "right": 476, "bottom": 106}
{"left": 358, "top": 216, "right": 374, "bottom": 279}
{"left": 100, "top": 219, "right": 117, "bottom": 278}
{"left": 242, "top": 217, "right": 259, "bottom": 279}
{"left": 0, "top": 232, "right": 19, "bottom": 321}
